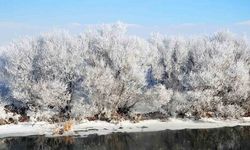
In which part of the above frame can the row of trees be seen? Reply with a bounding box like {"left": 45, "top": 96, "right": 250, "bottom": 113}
{"left": 0, "top": 23, "right": 249, "bottom": 122}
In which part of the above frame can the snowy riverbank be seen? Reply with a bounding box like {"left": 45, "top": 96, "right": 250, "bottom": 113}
{"left": 1, "top": 118, "right": 250, "bottom": 139}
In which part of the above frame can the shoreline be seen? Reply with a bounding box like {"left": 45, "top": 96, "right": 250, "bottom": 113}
{"left": 1, "top": 117, "right": 250, "bottom": 138}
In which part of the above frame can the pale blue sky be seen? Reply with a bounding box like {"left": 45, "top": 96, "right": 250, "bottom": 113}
{"left": 0, "top": 0, "right": 250, "bottom": 45}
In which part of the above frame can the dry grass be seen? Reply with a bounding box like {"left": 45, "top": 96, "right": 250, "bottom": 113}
{"left": 63, "top": 120, "right": 73, "bottom": 131}
{"left": 52, "top": 120, "right": 73, "bottom": 135}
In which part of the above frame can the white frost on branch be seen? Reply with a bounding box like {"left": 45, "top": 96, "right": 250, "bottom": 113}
{"left": 0, "top": 23, "right": 249, "bottom": 121}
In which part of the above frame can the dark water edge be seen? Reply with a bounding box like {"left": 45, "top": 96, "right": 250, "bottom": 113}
{"left": 1, "top": 126, "right": 250, "bottom": 150}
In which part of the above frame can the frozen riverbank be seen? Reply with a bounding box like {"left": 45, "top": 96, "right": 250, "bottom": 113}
{"left": 1, "top": 118, "right": 250, "bottom": 139}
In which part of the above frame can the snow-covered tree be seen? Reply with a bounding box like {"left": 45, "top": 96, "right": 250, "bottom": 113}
{"left": 3, "top": 32, "right": 87, "bottom": 120}
{"left": 0, "top": 23, "right": 249, "bottom": 122}
{"left": 78, "top": 23, "right": 158, "bottom": 119}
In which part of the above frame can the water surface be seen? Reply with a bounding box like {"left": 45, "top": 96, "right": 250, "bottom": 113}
{"left": 1, "top": 126, "right": 250, "bottom": 150}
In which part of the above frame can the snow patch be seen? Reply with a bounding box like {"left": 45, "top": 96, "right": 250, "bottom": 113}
{"left": 1, "top": 118, "right": 250, "bottom": 138}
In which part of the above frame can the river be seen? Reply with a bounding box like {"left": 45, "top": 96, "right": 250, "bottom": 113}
{"left": 1, "top": 126, "right": 250, "bottom": 150}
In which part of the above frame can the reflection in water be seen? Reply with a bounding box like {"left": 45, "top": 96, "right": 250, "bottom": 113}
{"left": 1, "top": 126, "right": 250, "bottom": 150}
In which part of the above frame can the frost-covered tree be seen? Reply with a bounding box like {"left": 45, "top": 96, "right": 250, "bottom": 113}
{"left": 0, "top": 23, "right": 249, "bottom": 122}
{"left": 75, "top": 23, "right": 158, "bottom": 119}
{"left": 3, "top": 32, "right": 87, "bottom": 120}
{"left": 147, "top": 31, "right": 250, "bottom": 118}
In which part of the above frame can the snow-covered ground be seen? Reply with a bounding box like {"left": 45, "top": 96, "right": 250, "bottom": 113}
{"left": 1, "top": 118, "right": 250, "bottom": 138}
